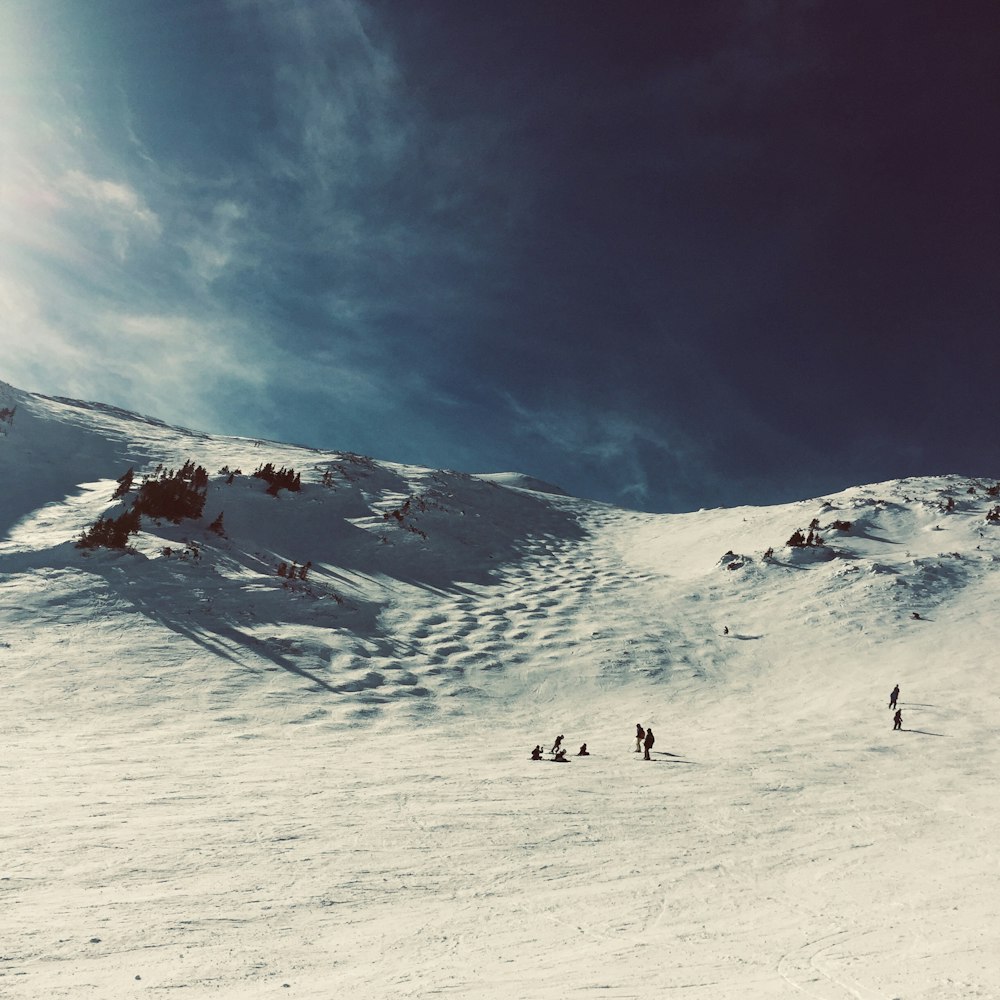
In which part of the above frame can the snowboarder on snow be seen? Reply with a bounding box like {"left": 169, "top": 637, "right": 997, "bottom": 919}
{"left": 643, "top": 727, "right": 655, "bottom": 760}
{"left": 635, "top": 724, "right": 645, "bottom": 753}
{"left": 550, "top": 735, "right": 564, "bottom": 754}
{"left": 553, "top": 748, "right": 569, "bottom": 762}
{"left": 889, "top": 684, "right": 900, "bottom": 709}
{"left": 530, "top": 745, "right": 543, "bottom": 760}
{"left": 893, "top": 709, "right": 903, "bottom": 731}
{"left": 577, "top": 743, "right": 589, "bottom": 756}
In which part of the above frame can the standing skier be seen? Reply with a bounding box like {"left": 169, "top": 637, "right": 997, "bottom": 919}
{"left": 893, "top": 709, "right": 903, "bottom": 731}
{"left": 550, "top": 734, "right": 564, "bottom": 754}
{"left": 643, "top": 726, "right": 655, "bottom": 760}
{"left": 635, "top": 724, "right": 645, "bottom": 753}
{"left": 889, "top": 684, "right": 900, "bottom": 709}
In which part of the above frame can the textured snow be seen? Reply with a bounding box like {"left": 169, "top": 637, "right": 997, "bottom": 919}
{"left": 1, "top": 381, "right": 998, "bottom": 998}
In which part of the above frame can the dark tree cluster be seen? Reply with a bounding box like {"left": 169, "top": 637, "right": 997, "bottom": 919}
{"left": 253, "top": 462, "right": 301, "bottom": 495}
{"left": 133, "top": 463, "right": 209, "bottom": 522}
{"left": 987, "top": 483, "right": 1000, "bottom": 498}
{"left": 786, "top": 526, "right": 824, "bottom": 547}
{"left": 78, "top": 460, "right": 214, "bottom": 550}
{"left": 218, "top": 465, "right": 243, "bottom": 485}
{"left": 77, "top": 508, "right": 141, "bottom": 550}
{"left": 987, "top": 506, "right": 1000, "bottom": 523}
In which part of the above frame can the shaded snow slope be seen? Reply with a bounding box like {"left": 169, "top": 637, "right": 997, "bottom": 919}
{"left": 2, "top": 381, "right": 999, "bottom": 998}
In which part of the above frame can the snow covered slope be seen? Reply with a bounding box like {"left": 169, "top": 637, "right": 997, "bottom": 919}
{"left": 2, "top": 380, "right": 998, "bottom": 999}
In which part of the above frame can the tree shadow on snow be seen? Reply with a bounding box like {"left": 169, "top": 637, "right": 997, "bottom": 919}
{"left": 849, "top": 528, "right": 900, "bottom": 545}
{"left": 137, "top": 607, "right": 339, "bottom": 693}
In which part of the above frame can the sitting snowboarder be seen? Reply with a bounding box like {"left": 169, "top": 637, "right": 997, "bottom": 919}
{"left": 576, "top": 743, "right": 589, "bottom": 756}
{"left": 553, "top": 748, "right": 569, "bottom": 762}
{"left": 530, "top": 745, "right": 543, "bottom": 760}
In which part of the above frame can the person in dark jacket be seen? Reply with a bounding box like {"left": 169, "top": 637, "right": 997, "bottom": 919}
{"left": 553, "top": 748, "right": 569, "bottom": 762}
{"left": 577, "top": 743, "right": 589, "bottom": 756}
{"left": 530, "top": 745, "right": 543, "bottom": 760}
{"left": 643, "top": 727, "right": 655, "bottom": 760}
{"left": 893, "top": 709, "right": 903, "bottom": 731}
{"left": 635, "top": 724, "right": 645, "bottom": 753}
{"left": 889, "top": 684, "right": 900, "bottom": 709}
{"left": 550, "top": 734, "right": 564, "bottom": 754}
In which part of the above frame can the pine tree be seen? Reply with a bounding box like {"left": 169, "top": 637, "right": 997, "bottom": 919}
{"left": 112, "top": 468, "right": 135, "bottom": 499}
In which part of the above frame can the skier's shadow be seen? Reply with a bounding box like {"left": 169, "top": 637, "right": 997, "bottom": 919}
{"left": 901, "top": 729, "right": 948, "bottom": 737}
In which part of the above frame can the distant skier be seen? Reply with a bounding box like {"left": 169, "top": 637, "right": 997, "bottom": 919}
{"left": 577, "top": 743, "right": 589, "bottom": 756}
{"left": 530, "top": 745, "right": 543, "bottom": 760}
{"left": 550, "top": 735, "right": 564, "bottom": 754}
{"left": 553, "top": 748, "right": 569, "bottom": 762}
{"left": 893, "top": 709, "right": 903, "bottom": 731}
{"left": 635, "top": 724, "right": 645, "bottom": 753}
{"left": 889, "top": 684, "right": 900, "bottom": 709}
{"left": 723, "top": 626, "right": 729, "bottom": 635}
{"left": 643, "top": 727, "right": 655, "bottom": 760}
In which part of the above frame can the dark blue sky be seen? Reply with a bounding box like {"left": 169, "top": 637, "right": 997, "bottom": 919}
{"left": 2, "top": 1, "right": 998, "bottom": 510}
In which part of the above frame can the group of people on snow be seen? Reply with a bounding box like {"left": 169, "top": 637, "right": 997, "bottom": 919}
{"left": 530, "top": 725, "right": 656, "bottom": 763}
{"left": 890, "top": 684, "right": 903, "bottom": 730}
{"left": 635, "top": 723, "right": 655, "bottom": 759}
{"left": 532, "top": 685, "right": 906, "bottom": 767}
{"left": 889, "top": 684, "right": 903, "bottom": 732}
{"left": 530, "top": 737, "right": 589, "bottom": 762}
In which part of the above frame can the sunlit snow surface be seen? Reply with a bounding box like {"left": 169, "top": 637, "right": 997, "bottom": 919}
{"left": 2, "top": 382, "right": 998, "bottom": 998}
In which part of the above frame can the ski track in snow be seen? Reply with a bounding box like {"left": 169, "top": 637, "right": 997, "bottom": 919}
{"left": 2, "top": 383, "right": 999, "bottom": 998}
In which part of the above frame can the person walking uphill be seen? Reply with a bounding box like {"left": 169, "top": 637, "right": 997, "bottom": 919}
{"left": 643, "top": 726, "right": 655, "bottom": 760}
{"left": 889, "top": 684, "right": 900, "bottom": 709}
{"left": 893, "top": 709, "right": 903, "bottom": 731}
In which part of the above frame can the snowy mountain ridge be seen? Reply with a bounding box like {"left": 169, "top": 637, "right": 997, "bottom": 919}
{"left": 3, "top": 379, "right": 999, "bottom": 998}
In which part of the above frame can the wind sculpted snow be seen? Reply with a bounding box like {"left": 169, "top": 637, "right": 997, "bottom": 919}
{"left": 2, "top": 381, "right": 998, "bottom": 998}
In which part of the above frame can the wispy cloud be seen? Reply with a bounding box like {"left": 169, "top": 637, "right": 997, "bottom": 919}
{"left": 0, "top": 0, "right": 528, "bottom": 448}
{"left": 502, "top": 393, "right": 703, "bottom": 508}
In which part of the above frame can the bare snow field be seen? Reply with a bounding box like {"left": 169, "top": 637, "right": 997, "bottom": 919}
{"left": 2, "top": 382, "right": 998, "bottom": 998}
